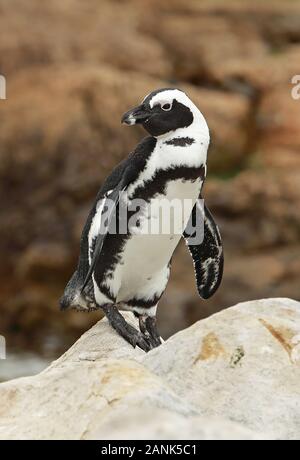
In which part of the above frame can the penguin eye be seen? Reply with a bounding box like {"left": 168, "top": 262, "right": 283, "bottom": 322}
{"left": 161, "top": 103, "right": 172, "bottom": 111}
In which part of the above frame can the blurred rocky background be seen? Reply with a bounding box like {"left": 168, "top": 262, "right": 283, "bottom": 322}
{"left": 0, "top": 0, "right": 300, "bottom": 378}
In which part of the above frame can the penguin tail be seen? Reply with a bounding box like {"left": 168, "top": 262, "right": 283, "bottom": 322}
{"left": 59, "top": 270, "right": 96, "bottom": 312}
{"left": 59, "top": 294, "right": 72, "bottom": 311}
{"left": 59, "top": 270, "right": 82, "bottom": 311}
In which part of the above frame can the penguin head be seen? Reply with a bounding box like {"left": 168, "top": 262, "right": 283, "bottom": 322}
{"left": 121, "top": 88, "right": 209, "bottom": 139}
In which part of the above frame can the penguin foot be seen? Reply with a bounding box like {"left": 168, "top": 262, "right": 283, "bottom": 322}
{"left": 101, "top": 304, "right": 152, "bottom": 352}
{"left": 139, "top": 315, "right": 162, "bottom": 349}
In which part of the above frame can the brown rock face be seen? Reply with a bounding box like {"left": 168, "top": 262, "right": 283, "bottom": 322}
{"left": 0, "top": 0, "right": 299, "bottom": 357}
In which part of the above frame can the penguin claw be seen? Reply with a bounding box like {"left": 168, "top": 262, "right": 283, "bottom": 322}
{"left": 138, "top": 315, "right": 162, "bottom": 350}
{"left": 100, "top": 304, "right": 162, "bottom": 352}
{"left": 119, "top": 327, "right": 152, "bottom": 352}
{"left": 135, "top": 334, "right": 152, "bottom": 353}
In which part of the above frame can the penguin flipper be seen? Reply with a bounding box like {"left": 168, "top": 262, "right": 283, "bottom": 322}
{"left": 80, "top": 181, "right": 126, "bottom": 294}
{"left": 183, "top": 200, "right": 224, "bottom": 299}
{"left": 78, "top": 136, "right": 157, "bottom": 296}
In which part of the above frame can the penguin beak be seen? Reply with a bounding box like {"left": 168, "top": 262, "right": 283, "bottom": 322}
{"left": 121, "top": 104, "right": 151, "bottom": 126}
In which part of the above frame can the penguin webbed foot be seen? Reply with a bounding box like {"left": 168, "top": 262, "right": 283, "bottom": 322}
{"left": 101, "top": 304, "right": 155, "bottom": 352}
{"left": 138, "top": 314, "right": 162, "bottom": 349}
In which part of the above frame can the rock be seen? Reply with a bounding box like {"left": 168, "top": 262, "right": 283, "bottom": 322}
{"left": 142, "top": 1, "right": 300, "bottom": 87}
{"left": 143, "top": 2, "right": 268, "bottom": 83}
{"left": 206, "top": 170, "right": 300, "bottom": 250}
{"left": 258, "top": 80, "right": 300, "bottom": 169}
{"left": 0, "top": 0, "right": 171, "bottom": 79}
{"left": 1, "top": 298, "right": 300, "bottom": 440}
{"left": 144, "top": 298, "right": 300, "bottom": 442}
{"left": 98, "top": 407, "right": 263, "bottom": 441}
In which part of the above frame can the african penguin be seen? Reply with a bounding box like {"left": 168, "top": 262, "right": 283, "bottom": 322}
{"left": 60, "top": 88, "right": 224, "bottom": 352}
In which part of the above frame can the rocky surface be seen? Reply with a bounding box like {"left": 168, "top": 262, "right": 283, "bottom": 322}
{"left": 1, "top": 298, "right": 300, "bottom": 440}
{"left": 0, "top": 0, "right": 300, "bottom": 352}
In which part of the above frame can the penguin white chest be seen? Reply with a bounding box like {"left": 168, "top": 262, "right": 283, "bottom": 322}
{"left": 115, "top": 177, "right": 202, "bottom": 303}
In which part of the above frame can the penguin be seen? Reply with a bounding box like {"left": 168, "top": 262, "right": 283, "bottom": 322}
{"left": 60, "top": 88, "right": 223, "bottom": 352}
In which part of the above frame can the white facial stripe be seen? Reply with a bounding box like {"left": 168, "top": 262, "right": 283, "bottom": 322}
{"left": 142, "top": 92, "right": 150, "bottom": 103}
{"left": 149, "top": 90, "right": 187, "bottom": 109}
{"left": 152, "top": 98, "right": 171, "bottom": 108}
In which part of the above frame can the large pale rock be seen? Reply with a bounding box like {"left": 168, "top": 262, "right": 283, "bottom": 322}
{"left": 98, "top": 407, "right": 263, "bottom": 441}
{"left": 1, "top": 298, "right": 300, "bottom": 440}
{"left": 144, "top": 298, "right": 300, "bottom": 440}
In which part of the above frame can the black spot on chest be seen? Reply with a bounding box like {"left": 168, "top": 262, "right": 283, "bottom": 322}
{"left": 164, "top": 137, "right": 195, "bottom": 147}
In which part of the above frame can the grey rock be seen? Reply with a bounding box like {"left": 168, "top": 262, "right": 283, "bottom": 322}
{"left": 1, "top": 298, "right": 299, "bottom": 440}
